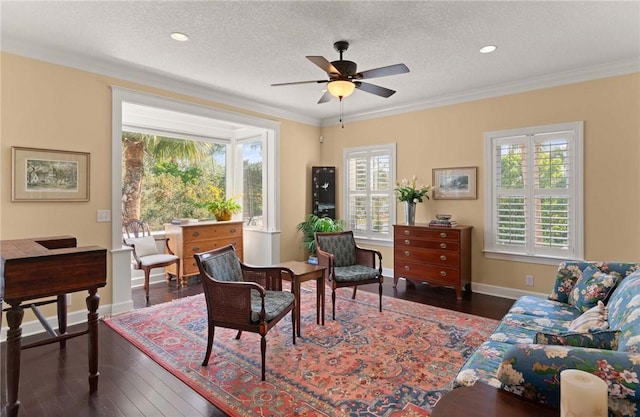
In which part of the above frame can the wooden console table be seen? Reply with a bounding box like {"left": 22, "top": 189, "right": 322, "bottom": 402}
{"left": 0, "top": 236, "right": 107, "bottom": 417}
{"left": 431, "top": 382, "right": 557, "bottom": 417}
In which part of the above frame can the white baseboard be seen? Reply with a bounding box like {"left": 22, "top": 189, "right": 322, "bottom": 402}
{"left": 471, "top": 282, "right": 548, "bottom": 300}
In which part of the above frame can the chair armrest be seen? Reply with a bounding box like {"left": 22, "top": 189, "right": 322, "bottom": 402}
{"left": 355, "top": 246, "right": 383, "bottom": 270}
{"left": 122, "top": 241, "right": 143, "bottom": 266}
{"left": 497, "top": 344, "right": 640, "bottom": 409}
{"left": 159, "top": 236, "right": 176, "bottom": 255}
{"left": 316, "top": 247, "right": 335, "bottom": 280}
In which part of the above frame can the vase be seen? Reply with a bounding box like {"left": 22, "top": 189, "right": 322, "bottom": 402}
{"left": 404, "top": 201, "right": 416, "bottom": 225}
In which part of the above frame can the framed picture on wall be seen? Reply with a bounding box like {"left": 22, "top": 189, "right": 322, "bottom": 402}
{"left": 12, "top": 146, "right": 90, "bottom": 201}
{"left": 432, "top": 166, "right": 477, "bottom": 200}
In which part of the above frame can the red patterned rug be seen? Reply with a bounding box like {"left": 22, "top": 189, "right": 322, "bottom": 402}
{"left": 104, "top": 283, "right": 498, "bottom": 416}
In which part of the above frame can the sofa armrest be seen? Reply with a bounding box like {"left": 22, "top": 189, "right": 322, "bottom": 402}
{"left": 497, "top": 344, "right": 640, "bottom": 409}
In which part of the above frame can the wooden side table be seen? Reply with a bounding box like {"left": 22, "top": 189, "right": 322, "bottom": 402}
{"left": 431, "top": 382, "right": 557, "bottom": 417}
{"left": 274, "top": 261, "right": 326, "bottom": 337}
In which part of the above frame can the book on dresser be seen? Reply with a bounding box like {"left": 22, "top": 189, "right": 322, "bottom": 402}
{"left": 393, "top": 223, "right": 472, "bottom": 300}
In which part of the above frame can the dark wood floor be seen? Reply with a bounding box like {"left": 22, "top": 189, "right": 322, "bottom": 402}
{"left": 2, "top": 277, "right": 514, "bottom": 417}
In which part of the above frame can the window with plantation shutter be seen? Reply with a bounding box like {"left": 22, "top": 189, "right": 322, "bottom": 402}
{"left": 344, "top": 144, "right": 396, "bottom": 241}
{"left": 484, "top": 122, "right": 583, "bottom": 264}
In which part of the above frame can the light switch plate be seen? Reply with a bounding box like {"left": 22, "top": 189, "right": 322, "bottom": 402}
{"left": 97, "top": 209, "right": 111, "bottom": 222}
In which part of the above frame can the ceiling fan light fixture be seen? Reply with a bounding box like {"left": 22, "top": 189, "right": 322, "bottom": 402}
{"left": 327, "top": 80, "right": 355, "bottom": 98}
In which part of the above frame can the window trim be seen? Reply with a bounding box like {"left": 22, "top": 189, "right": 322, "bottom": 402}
{"left": 343, "top": 143, "right": 397, "bottom": 242}
{"left": 483, "top": 121, "right": 584, "bottom": 265}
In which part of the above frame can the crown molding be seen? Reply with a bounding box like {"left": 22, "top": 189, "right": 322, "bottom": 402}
{"left": 3, "top": 38, "right": 637, "bottom": 129}
{"left": 1, "top": 38, "right": 322, "bottom": 127}
{"left": 320, "top": 57, "right": 640, "bottom": 127}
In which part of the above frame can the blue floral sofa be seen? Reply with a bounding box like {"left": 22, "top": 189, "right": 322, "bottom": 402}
{"left": 454, "top": 261, "right": 640, "bottom": 416}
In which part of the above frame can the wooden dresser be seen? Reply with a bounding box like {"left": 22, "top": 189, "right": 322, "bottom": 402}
{"left": 393, "top": 224, "right": 472, "bottom": 300}
{"left": 164, "top": 220, "right": 244, "bottom": 280}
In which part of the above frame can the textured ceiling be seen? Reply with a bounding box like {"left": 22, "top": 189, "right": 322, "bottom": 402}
{"left": 2, "top": 1, "right": 639, "bottom": 125}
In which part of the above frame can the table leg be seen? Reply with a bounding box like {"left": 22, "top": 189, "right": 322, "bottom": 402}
{"left": 57, "top": 294, "right": 67, "bottom": 349}
{"left": 4, "top": 302, "right": 24, "bottom": 417}
{"left": 86, "top": 289, "right": 100, "bottom": 393}
{"left": 321, "top": 276, "right": 325, "bottom": 325}
{"left": 293, "top": 279, "right": 302, "bottom": 337}
{"left": 315, "top": 276, "right": 321, "bottom": 325}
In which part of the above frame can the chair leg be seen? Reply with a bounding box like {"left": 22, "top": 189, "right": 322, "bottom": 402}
{"left": 352, "top": 286, "right": 358, "bottom": 299}
{"left": 332, "top": 289, "right": 336, "bottom": 320}
{"left": 378, "top": 280, "right": 383, "bottom": 312}
{"left": 291, "top": 307, "right": 296, "bottom": 345}
{"left": 202, "top": 323, "right": 215, "bottom": 366}
{"left": 235, "top": 330, "right": 242, "bottom": 340}
{"left": 260, "top": 334, "right": 267, "bottom": 381}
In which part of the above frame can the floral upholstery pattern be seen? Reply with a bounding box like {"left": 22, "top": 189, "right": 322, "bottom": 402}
{"left": 534, "top": 329, "right": 621, "bottom": 350}
{"left": 454, "top": 260, "right": 640, "bottom": 416}
{"left": 568, "top": 264, "right": 621, "bottom": 312}
{"left": 315, "top": 233, "right": 357, "bottom": 267}
{"left": 497, "top": 344, "right": 640, "bottom": 416}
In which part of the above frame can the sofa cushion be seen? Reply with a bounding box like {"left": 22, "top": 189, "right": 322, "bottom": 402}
{"left": 509, "top": 295, "right": 582, "bottom": 321}
{"left": 568, "top": 265, "right": 621, "bottom": 312}
{"left": 567, "top": 301, "right": 609, "bottom": 332}
{"left": 534, "top": 329, "right": 621, "bottom": 350}
{"left": 607, "top": 271, "right": 640, "bottom": 352}
{"left": 489, "top": 313, "right": 572, "bottom": 345}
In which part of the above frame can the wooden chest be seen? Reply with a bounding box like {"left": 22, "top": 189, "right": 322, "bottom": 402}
{"left": 393, "top": 224, "right": 472, "bottom": 300}
{"left": 164, "top": 220, "right": 244, "bottom": 278}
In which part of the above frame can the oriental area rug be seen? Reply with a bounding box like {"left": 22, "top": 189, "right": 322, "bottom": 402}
{"left": 104, "top": 283, "right": 498, "bottom": 416}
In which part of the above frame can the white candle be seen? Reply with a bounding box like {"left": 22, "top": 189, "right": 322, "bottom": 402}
{"left": 561, "top": 369, "right": 608, "bottom": 417}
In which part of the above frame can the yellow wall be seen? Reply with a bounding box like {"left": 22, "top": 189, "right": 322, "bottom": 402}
{"left": 2, "top": 51, "right": 639, "bottom": 319}
{"left": 320, "top": 73, "right": 640, "bottom": 292}
{"left": 1, "top": 53, "right": 321, "bottom": 319}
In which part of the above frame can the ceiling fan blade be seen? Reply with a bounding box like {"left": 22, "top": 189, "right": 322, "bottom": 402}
{"left": 355, "top": 82, "right": 396, "bottom": 98}
{"left": 317, "top": 90, "right": 332, "bottom": 104}
{"left": 306, "top": 56, "right": 341, "bottom": 75}
{"left": 357, "top": 63, "right": 409, "bottom": 80}
{"left": 271, "top": 80, "right": 328, "bottom": 87}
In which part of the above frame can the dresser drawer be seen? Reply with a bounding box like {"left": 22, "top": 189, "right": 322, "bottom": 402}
{"left": 395, "top": 261, "right": 460, "bottom": 284}
{"left": 394, "top": 247, "right": 460, "bottom": 267}
{"left": 182, "top": 223, "right": 242, "bottom": 242}
{"left": 395, "top": 237, "right": 460, "bottom": 252}
{"left": 395, "top": 226, "right": 460, "bottom": 241}
{"left": 184, "top": 237, "right": 241, "bottom": 255}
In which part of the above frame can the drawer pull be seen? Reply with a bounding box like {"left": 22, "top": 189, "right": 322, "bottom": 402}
{"left": 404, "top": 239, "right": 411, "bottom": 245}
{"left": 192, "top": 246, "right": 200, "bottom": 252}
{"left": 230, "top": 228, "right": 237, "bottom": 233}
{"left": 440, "top": 243, "right": 447, "bottom": 249}
{"left": 440, "top": 232, "right": 447, "bottom": 238}
{"left": 404, "top": 265, "right": 411, "bottom": 271}
{"left": 440, "top": 271, "right": 447, "bottom": 277}
{"left": 404, "top": 230, "right": 410, "bottom": 235}
{"left": 440, "top": 255, "right": 447, "bottom": 261}
{"left": 192, "top": 231, "right": 200, "bottom": 237}
{"left": 404, "top": 251, "right": 411, "bottom": 256}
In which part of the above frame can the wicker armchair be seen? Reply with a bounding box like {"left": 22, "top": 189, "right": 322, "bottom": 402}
{"left": 315, "top": 231, "right": 383, "bottom": 320}
{"left": 194, "top": 244, "right": 296, "bottom": 381}
{"left": 122, "top": 219, "right": 180, "bottom": 305}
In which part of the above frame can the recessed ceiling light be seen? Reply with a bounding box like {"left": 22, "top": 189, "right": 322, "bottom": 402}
{"left": 171, "top": 32, "right": 189, "bottom": 42}
{"left": 480, "top": 45, "right": 497, "bottom": 54}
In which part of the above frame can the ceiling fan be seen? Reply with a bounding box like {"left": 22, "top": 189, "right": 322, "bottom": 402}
{"left": 271, "top": 40, "right": 410, "bottom": 104}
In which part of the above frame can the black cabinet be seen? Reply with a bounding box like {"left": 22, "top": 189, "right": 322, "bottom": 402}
{"left": 312, "top": 166, "right": 336, "bottom": 219}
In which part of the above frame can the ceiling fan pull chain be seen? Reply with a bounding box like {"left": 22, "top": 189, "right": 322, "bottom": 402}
{"left": 340, "top": 97, "right": 345, "bottom": 128}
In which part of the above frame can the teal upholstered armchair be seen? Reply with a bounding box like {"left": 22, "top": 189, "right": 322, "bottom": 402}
{"left": 194, "top": 244, "right": 296, "bottom": 381}
{"left": 315, "top": 231, "right": 383, "bottom": 320}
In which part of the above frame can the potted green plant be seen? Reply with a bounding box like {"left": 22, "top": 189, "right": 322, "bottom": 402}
{"left": 297, "top": 213, "right": 346, "bottom": 264}
{"left": 206, "top": 196, "right": 241, "bottom": 221}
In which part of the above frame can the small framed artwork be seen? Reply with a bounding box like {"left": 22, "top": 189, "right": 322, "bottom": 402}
{"left": 12, "top": 147, "right": 90, "bottom": 201}
{"left": 432, "top": 166, "right": 477, "bottom": 200}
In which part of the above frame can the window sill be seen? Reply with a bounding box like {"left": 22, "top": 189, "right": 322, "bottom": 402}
{"left": 483, "top": 250, "right": 579, "bottom": 266}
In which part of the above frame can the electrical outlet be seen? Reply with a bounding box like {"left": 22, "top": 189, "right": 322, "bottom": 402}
{"left": 97, "top": 209, "right": 111, "bottom": 222}
{"left": 66, "top": 294, "right": 72, "bottom": 306}
{"left": 526, "top": 275, "right": 534, "bottom": 286}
